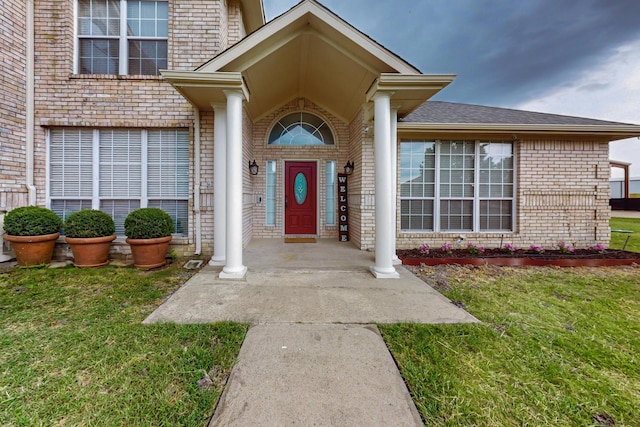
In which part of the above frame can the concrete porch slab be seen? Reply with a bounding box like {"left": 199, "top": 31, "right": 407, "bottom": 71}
{"left": 143, "top": 264, "right": 477, "bottom": 325}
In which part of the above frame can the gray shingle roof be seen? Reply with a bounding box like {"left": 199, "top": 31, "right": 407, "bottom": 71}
{"left": 401, "top": 101, "right": 636, "bottom": 126}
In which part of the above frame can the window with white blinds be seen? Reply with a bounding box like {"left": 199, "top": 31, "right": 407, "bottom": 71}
{"left": 99, "top": 129, "right": 142, "bottom": 199}
{"left": 400, "top": 140, "right": 515, "bottom": 232}
{"left": 49, "top": 128, "right": 189, "bottom": 236}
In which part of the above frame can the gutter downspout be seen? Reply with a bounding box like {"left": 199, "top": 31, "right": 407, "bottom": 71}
{"left": 26, "top": 0, "right": 36, "bottom": 205}
{"left": 193, "top": 106, "right": 202, "bottom": 255}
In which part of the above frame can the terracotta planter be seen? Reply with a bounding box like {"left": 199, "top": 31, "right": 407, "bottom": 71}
{"left": 126, "top": 235, "right": 172, "bottom": 270}
{"left": 65, "top": 234, "right": 116, "bottom": 268}
{"left": 4, "top": 232, "right": 60, "bottom": 266}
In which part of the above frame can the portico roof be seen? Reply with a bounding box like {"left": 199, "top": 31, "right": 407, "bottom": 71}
{"left": 162, "top": 0, "right": 454, "bottom": 122}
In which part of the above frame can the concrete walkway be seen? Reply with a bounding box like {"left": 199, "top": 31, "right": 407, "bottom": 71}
{"left": 144, "top": 239, "right": 477, "bottom": 426}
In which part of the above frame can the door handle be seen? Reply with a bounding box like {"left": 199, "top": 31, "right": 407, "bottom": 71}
{"left": 285, "top": 197, "right": 288, "bottom": 209}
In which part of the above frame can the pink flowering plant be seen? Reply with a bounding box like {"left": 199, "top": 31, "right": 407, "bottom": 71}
{"left": 503, "top": 243, "right": 517, "bottom": 254}
{"left": 557, "top": 241, "right": 575, "bottom": 254}
{"left": 441, "top": 243, "right": 453, "bottom": 254}
{"left": 528, "top": 244, "right": 545, "bottom": 254}
{"left": 467, "top": 243, "right": 485, "bottom": 255}
{"left": 587, "top": 243, "right": 607, "bottom": 253}
{"left": 419, "top": 244, "right": 430, "bottom": 255}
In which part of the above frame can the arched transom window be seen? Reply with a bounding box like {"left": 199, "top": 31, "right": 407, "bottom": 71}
{"left": 268, "top": 112, "right": 334, "bottom": 146}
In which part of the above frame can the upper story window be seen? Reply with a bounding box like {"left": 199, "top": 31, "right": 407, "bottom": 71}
{"left": 268, "top": 112, "right": 335, "bottom": 146}
{"left": 77, "top": 0, "right": 168, "bottom": 75}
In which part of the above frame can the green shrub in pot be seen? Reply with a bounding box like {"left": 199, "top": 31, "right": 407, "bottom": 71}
{"left": 3, "top": 206, "right": 62, "bottom": 237}
{"left": 124, "top": 208, "right": 175, "bottom": 239}
{"left": 3, "top": 206, "right": 62, "bottom": 266}
{"left": 63, "top": 209, "right": 116, "bottom": 238}
{"left": 62, "top": 209, "right": 117, "bottom": 268}
{"left": 124, "top": 208, "right": 175, "bottom": 269}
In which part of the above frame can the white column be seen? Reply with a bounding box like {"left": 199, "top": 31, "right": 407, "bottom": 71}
{"left": 390, "top": 107, "right": 401, "bottom": 265}
{"left": 209, "top": 104, "right": 227, "bottom": 266}
{"left": 370, "top": 92, "right": 399, "bottom": 279}
{"left": 219, "top": 90, "right": 247, "bottom": 279}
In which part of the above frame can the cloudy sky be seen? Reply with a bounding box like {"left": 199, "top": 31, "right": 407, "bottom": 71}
{"left": 263, "top": 0, "right": 640, "bottom": 177}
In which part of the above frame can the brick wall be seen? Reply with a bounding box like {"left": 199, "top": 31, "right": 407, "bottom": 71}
{"left": 348, "top": 109, "right": 376, "bottom": 250}
{"left": 198, "top": 111, "right": 215, "bottom": 257}
{"left": 346, "top": 111, "right": 363, "bottom": 248}
{"left": 226, "top": 0, "right": 245, "bottom": 46}
{"left": 173, "top": 1, "right": 226, "bottom": 69}
{"left": 0, "top": 0, "right": 29, "bottom": 211}
{"left": 31, "top": 0, "right": 243, "bottom": 259}
{"left": 242, "top": 105, "right": 255, "bottom": 247}
{"left": 517, "top": 139, "right": 611, "bottom": 247}
{"left": 396, "top": 138, "right": 612, "bottom": 250}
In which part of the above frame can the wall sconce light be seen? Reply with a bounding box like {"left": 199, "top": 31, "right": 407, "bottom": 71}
{"left": 343, "top": 160, "right": 354, "bottom": 175}
{"left": 248, "top": 160, "right": 259, "bottom": 176}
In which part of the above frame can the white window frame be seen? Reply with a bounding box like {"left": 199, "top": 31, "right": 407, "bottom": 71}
{"left": 265, "top": 160, "right": 277, "bottom": 226}
{"left": 325, "top": 160, "right": 336, "bottom": 226}
{"left": 75, "top": 0, "right": 168, "bottom": 75}
{"left": 400, "top": 140, "right": 516, "bottom": 233}
{"left": 47, "top": 127, "right": 189, "bottom": 236}
{"left": 267, "top": 112, "right": 335, "bottom": 146}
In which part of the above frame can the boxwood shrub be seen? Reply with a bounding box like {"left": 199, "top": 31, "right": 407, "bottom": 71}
{"left": 63, "top": 210, "right": 116, "bottom": 238}
{"left": 124, "top": 208, "right": 175, "bottom": 239}
{"left": 3, "top": 206, "right": 63, "bottom": 236}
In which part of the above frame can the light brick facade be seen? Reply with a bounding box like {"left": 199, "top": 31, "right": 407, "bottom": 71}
{"left": 1, "top": 0, "right": 627, "bottom": 264}
{"left": 6, "top": 0, "right": 252, "bottom": 260}
{"left": 347, "top": 108, "right": 376, "bottom": 250}
{"left": 395, "top": 138, "right": 612, "bottom": 250}
{"left": 0, "top": 0, "right": 29, "bottom": 211}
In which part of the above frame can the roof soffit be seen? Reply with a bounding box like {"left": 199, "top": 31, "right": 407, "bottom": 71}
{"left": 198, "top": 1, "right": 419, "bottom": 74}
{"left": 365, "top": 74, "right": 457, "bottom": 119}
{"left": 160, "top": 71, "right": 249, "bottom": 110}
{"left": 190, "top": 0, "right": 426, "bottom": 121}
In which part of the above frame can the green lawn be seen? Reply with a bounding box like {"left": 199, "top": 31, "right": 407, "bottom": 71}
{"left": 0, "top": 265, "right": 247, "bottom": 426}
{"left": 610, "top": 217, "right": 640, "bottom": 252}
{"left": 2, "top": 218, "right": 639, "bottom": 425}
{"left": 381, "top": 265, "right": 640, "bottom": 426}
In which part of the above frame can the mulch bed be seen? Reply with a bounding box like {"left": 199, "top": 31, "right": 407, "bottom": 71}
{"left": 398, "top": 248, "right": 640, "bottom": 267}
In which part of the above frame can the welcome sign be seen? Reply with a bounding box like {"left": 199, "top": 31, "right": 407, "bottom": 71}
{"left": 338, "top": 173, "right": 348, "bottom": 242}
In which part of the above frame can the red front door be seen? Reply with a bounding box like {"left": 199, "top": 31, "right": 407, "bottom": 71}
{"left": 285, "top": 161, "right": 317, "bottom": 235}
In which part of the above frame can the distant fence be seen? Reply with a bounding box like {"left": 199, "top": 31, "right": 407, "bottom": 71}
{"left": 610, "top": 198, "right": 640, "bottom": 211}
